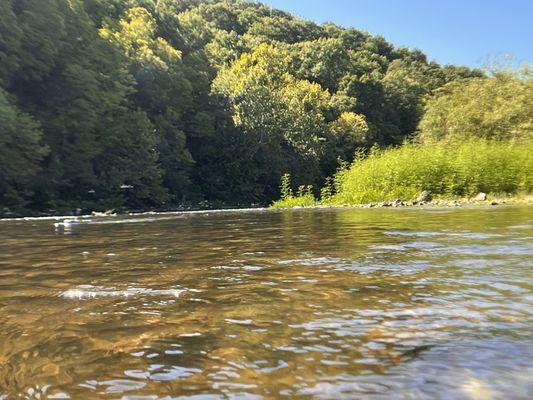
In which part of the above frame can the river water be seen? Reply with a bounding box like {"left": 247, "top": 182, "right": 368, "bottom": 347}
{"left": 0, "top": 206, "right": 532, "bottom": 399}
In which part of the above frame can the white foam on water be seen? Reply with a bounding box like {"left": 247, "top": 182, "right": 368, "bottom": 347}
{"left": 60, "top": 286, "right": 186, "bottom": 299}
{"left": 225, "top": 318, "right": 254, "bottom": 325}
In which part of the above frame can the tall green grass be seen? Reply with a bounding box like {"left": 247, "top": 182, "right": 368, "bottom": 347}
{"left": 271, "top": 140, "right": 532, "bottom": 208}
{"left": 329, "top": 139, "right": 532, "bottom": 205}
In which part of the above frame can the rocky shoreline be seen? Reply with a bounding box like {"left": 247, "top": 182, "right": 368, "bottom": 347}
{"left": 291, "top": 192, "right": 532, "bottom": 210}
{"left": 2, "top": 192, "right": 531, "bottom": 219}
{"left": 0, "top": 202, "right": 265, "bottom": 220}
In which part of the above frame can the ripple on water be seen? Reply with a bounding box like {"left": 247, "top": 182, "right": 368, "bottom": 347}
{"left": 297, "top": 338, "right": 533, "bottom": 399}
{"left": 1, "top": 206, "right": 532, "bottom": 398}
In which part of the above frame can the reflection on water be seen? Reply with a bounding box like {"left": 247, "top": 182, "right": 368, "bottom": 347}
{"left": 0, "top": 206, "right": 532, "bottom": 399}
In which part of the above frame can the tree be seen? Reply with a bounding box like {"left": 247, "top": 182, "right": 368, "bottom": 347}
{"left": 292, "top": 37, "right": 349, "bottom": 92}
{"left": 327, "top": 111, "right": 369, "bottom": 160}
{"left": 10, "top": 0, "right": 66, "bottom": 83}
{"left": 247, "top": 16, "right": 323, "bottom": 44}
{"left": 212, "top": 43, "right": 332, "bottom": 158}
{"left": 0, "top": 89, "right": 48, "bottom": 207}
{"left": 213, "top": 43, "right": 369, "bottom": 192}
{"left": 0, "top": 1, "right": 23, "bottom": 87}
{"left": 99, "top": 6, "right": 182, "bottom": 70}
{"left": 100, "top": 6, "right": 195, "bottom": 201}
{"left": 418, "top": 69, "right": 533, "bottom": 143}
{"left": 381, "top": 59, "right": 442, "bottom": 141}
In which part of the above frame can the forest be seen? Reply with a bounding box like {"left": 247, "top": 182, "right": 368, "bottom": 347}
{"left": 0, "top": 0, "right": 529, "bottom": 216}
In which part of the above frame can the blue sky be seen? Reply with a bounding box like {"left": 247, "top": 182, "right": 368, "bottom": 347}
{"left": 256, "top": 0, "right": 532, "bottom": 68}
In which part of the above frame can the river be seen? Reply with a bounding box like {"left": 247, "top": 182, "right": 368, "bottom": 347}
{"left": 0, "top": 206, "right": 532, "bottom": 399}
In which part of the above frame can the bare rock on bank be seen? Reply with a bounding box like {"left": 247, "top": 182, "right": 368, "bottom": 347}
{"left": 392, "top": 199, "right": 405, "bottom": 207}
{"left": 474, "top": 192, "right": 488, "bottom": 201}
{"left": 91, "top": 210, "right": 116, "bottom": 217}
{"left": 417, "top": 190, "right": 433, "bottom": 202}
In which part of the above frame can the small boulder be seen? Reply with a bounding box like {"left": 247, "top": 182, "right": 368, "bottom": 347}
{"left": 417, "top": 190, "right": 432, "bottom": 202}
{"left": 392, "top": 199, "right": 404, "bottom": 207}
{"left": 474, "top": 192, "right": 487, "bottom": 201}
{"left": 91, "top": 209, "right": 115, "bottom": 217}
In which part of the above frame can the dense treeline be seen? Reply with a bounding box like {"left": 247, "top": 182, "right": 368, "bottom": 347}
{"left": 0, "top": 0, "right": 484, "bottom": 214}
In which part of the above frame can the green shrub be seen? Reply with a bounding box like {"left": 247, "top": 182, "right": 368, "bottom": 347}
{"left": 327, "top": 139, "right": 532, "bottom": 205}
{"left": 272, "top": 174, "right": 317, "bottom": 208}
{"left": 271, "top": 194, "right": 317, "bottom": 208}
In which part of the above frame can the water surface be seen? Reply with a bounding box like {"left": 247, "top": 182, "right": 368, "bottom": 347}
{"left": 0, "top": 206, "right": 532, "bottom": 399}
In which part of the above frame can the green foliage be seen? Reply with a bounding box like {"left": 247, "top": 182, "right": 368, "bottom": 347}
{"left": 418, "top": 69, "right": 533, "bottom": 143}
{"left": 0, "top": 0, "right": 493, "bottom": 214}
{"left": 327, "top": 112, "right": 369, "bottom": 161}
{"left": 319, "top": 176, "right": 335, "bottom": 202}
{"left": 11, "top": 0, "right": 67, "bottom": 83}
{"left": 271, "top": 173, "right": 317, "bottom": 208}
{"left": 271, "top": 194, "right": 317, "bottom": 208}
{"left": 212, "top": 42, "right": 370, "bottom": 194}
{"left": 328, "top": 140, "right": 533, "bottom": 205}
{"left": 279, "top": 173, "right": 293, "bottom": 200}
{"left": 99, "top": 6, "right": 182, "bottom": 70}
{"left": 293, "top": 37, "right": 348, "bottom": 91}
{"left": 0, "top": 1, "right": 23, "bottom": 86}
{"left": 0, "top": 89, "right": 48, "bottom": 207}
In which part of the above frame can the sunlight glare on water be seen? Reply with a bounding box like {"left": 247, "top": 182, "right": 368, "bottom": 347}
{"left": 0, "top": 206, "right": 532, "bottom": 399}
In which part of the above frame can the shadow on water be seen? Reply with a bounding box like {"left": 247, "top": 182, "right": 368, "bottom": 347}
{"left": 0, "top": 206, "right": 532, "bottom": 398}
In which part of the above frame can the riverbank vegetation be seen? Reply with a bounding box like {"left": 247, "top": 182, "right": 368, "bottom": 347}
{"left": 273, "top": 69, "right": 533, "bottom": 208}
{"left": 273, "top": 139, "right": 533, "bottom": 208}
{"left": 0, "top": 0, "right": 487, "bottom": 216}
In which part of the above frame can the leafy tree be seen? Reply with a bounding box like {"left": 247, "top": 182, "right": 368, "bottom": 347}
{"left": 10, "top": 0, "right": 66, "bottom": 83}
{"left": 94, "top": 109, "right": 168, "bottom": 206}
{"left": 381, "top": 59, "right": 441, "bottom": 141}
{"left": 0, "top": 89, "right": 48, "bottom": 207}
{"left": 0, "top": 1, "right": 23, "bottom": 86}
{"left": 213, "top": 42, "right": 369, "bottom": 193}
{"left": 205, "top": 29, "right": 250, "bottom": 69}
{"left": 212, "top": 43, "right": 331, "bottom": 158}
{"left": 247, "top": 16, "right": 323, "bottom": 44}
{"left": 100, "top": 5, "right": 194, "bottom": 201}
{"left": 418, "top": 69, "right": 533, "bottom": 143}
{"left": 292, "top": 37, "right": 348, "bottom": 91}
{"left": 328, "top": 111, "right": 369, "bottom": 160}
{"left": 99, "top": 6, "right": 182, "bottom": 70}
